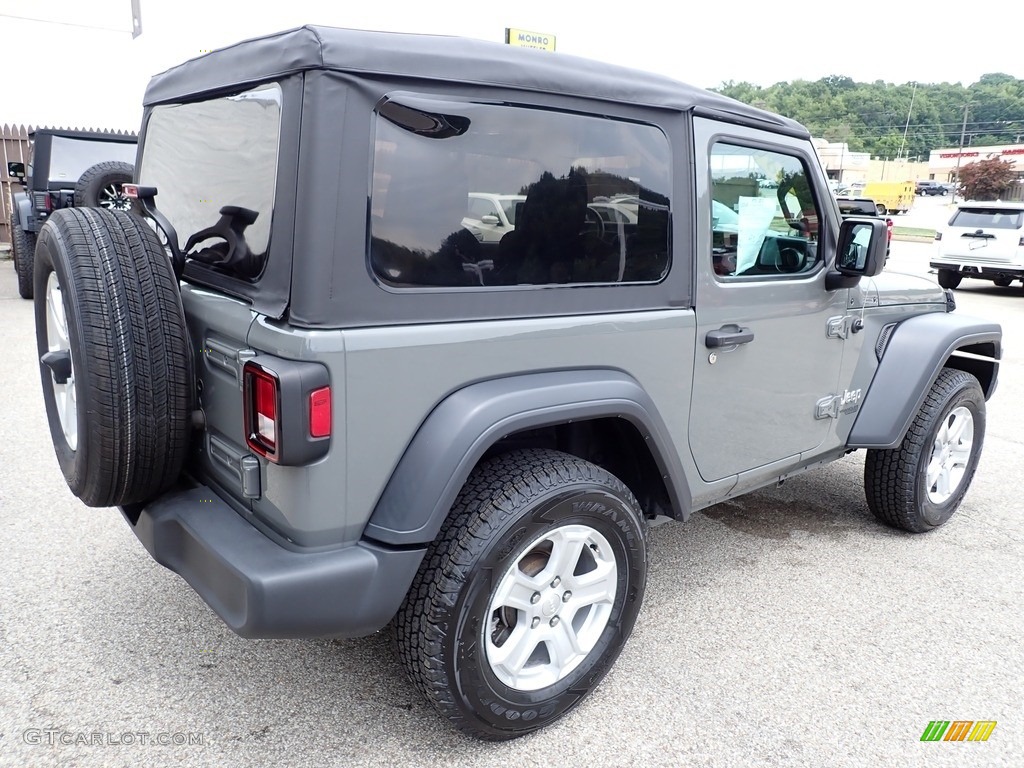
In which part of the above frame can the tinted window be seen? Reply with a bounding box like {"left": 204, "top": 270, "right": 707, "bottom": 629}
{"left": 951, "top": 208, "right": 1023, "bottom": 230}
{"left": 370, "top": 96, "right": 671, "bottom": 288}
{"left": 48, "top": 137, "right": 136, "bottom": 183}
{"left": 710, "top": 143, "right": 822, "bottom": 278}
{"left": 139, "top": 83, "right": 282, "bottom": 278}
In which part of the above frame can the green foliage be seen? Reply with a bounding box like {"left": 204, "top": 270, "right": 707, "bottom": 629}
{"left": 957, "top": 157, "right": 1017, "bottom": 200}
{"left": 714, "top": 75, "right": 1024, "bottom": 160}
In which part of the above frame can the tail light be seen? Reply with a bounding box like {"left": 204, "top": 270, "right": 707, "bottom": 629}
{"left": 244, "top": 364, "right": 280, "bottom": 459}
{"left": 243, "top": 358, "right": 331, "bottom": 465}
{"left": 885, "top": 218, "right": 893, "bottom": 242}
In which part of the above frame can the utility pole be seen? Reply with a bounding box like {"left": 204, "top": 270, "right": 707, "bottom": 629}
{"left": 897, "top": 82, "right": 917, "bottom": 161}
{"left": 952, "top": 103, "right": 969, "bottom": 204}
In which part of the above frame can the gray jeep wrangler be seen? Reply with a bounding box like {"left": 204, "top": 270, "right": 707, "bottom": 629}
{"left": 32, "top": 26, "right": 1001, "bottom": 741}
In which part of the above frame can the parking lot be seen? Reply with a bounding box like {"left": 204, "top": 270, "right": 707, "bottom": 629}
{"left": 1, "top": 234, "right": 1021, "bottom": 767}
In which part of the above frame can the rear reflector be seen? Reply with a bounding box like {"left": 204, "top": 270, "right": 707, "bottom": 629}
{"left": 309, "top": 387, "right": 332, "bottom": 438}
{"left": 123, "top": 183, "right": 139, "bottom": 198}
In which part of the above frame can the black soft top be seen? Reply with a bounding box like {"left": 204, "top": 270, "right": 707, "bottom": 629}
{"left": 143, "top": 25, "right": 807, "bottom": 137}
{"left": 29, "top": 128, "right": 136, "bottom": 142}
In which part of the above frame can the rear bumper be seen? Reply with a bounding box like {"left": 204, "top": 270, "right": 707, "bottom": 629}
{"left": 121, "top": 486, "right": 426, "bottom": 638}
{"left": 930, "top": 261, "right": 1024, "bottom": 280}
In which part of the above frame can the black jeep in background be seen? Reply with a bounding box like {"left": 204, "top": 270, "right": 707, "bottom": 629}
{"left": 916, "top": 180, "right": 953, "bottom": 196}
{"left": 8, "top": 128, "right": 137, "bottom": 299}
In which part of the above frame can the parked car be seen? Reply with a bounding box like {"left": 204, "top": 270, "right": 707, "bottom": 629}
{"left": 916, "top": 180, "right": 953, "bottom": 196}
{"left": 931, "top": 201, "right": 1024, "bottom": 288}
{"left": 7, "top": 128, "right": 137, "bottom": 299}
{"left": 31, "top": 25, "right": 1000, "bottom": 741}
{"left": 836, "top": 197, "right": 893, "bottom": 256}
{"left": 461, "top": 192, "right": 526, "bottom": 243}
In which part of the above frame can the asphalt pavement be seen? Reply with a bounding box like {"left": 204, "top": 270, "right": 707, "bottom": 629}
{"left": 1, "top": 239, "right": 1021, "bottom": 768}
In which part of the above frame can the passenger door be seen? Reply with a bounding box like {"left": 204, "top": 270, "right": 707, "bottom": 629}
{"left": 688, "top": 119, "right": 848, "bottom": 483}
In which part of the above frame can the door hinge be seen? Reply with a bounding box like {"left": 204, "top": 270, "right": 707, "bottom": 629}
{"left": 815, "top": 395, "right": 840, "bottom": 420}
{"left": 826, "top": 315, "right": 852, "bottom": 339}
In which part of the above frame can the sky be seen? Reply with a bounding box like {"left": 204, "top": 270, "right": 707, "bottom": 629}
{"left": 2, "top": 0, "right": 1022, "bottom": 132}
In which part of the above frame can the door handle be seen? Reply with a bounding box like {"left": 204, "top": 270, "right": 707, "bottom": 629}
{"left": 705, "top": 325, "right": 754, "bottom": 348}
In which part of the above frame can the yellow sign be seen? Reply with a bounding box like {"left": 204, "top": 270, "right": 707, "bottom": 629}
{"left": 505, "top": 28, "right": 556, "bottom": 52}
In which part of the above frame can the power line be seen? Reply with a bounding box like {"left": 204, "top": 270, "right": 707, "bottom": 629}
{"left": 0, "top": 11, "right": 130, "bottom": 35}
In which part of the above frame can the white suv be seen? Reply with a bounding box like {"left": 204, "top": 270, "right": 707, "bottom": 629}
{"left": 461, "top": 192, "right": 525, "bottom": 243}
{"left": 932, "top": 201, "right": 1024, "bottom": 289}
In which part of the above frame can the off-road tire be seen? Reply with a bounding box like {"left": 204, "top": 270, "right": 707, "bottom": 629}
{"left": 864, "top": 368, "right": 985, "bottom": 533}
{"left": 34, "top": 208, "right": 192, "bottom": 507}
{"left": 937, "top": 269, "right": 961, "bottom": 289}
{"left": 12, "top": 219, "right": 36, "bottom": 299}
{"left": 73, "top": 161, "right": 138, "bottom": 212}
{"left": 394, "top": 448, "right": 647, "bottom": 740}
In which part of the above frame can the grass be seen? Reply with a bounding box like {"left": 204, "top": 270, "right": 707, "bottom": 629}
{"left": 892, "top": 226, "right": 936, "bottom": 239}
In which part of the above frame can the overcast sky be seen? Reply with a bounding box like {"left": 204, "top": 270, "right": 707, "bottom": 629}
{"left": 2, "top": 0, "right": 1022, "bottom": 132}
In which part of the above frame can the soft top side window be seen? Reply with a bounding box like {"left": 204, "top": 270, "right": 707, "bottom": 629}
{"left": 710, "top": 143, "right": 822, "bottom": 279}
{"left": 139, "top": 83, "right": 283, "bottom": 281}
{"left": 370, "top": 95, "right": 672, "bottom": 289}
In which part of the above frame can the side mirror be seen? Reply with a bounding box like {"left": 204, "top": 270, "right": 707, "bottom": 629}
{"left": 7, "top": 161, "right": 26, "bottom": 181}
{"left": 826, "top": 218, "right": 888, "bottom": 290}
{"left": 480, "top": 214, "right": 501, "bottom": 226}
{"left": 837, "top": 218, "right": 887, "bottom": 275}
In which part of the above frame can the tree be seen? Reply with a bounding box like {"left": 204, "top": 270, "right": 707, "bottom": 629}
{"left": 957, "top": 158, "right": 1017, "bottom": 200}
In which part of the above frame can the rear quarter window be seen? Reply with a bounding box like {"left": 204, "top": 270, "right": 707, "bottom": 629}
{"left": 138, "top": 83, "right": 283, "bottom": 279}
{"left": 369, "top": 96, "right": 672, "bottom": 288}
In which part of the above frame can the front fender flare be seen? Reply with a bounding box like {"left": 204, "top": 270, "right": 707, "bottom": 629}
{"left": 363, "top": 369, "right": 691, "bottom": 546}
{"left": 846, "top": 312, "right": 1000, "bottom": 450}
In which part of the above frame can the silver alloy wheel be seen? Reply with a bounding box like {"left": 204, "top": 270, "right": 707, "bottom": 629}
{"left": 485, "top": 523, "right": 617, "bottom": 691}
{"left": 926, "top": 406, "right": 974, "bottom": 504}
{"left": 99, "top": 183, "right": 133, "bottom": 211}
{"left": 45, "top": 272, "right": 78, "bottom": 451}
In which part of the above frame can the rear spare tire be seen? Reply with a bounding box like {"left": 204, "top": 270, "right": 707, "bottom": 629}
{"left": 12, "top": 219, "right": 36, "bottom": 300}
{"left": 73, "top": 161, "right": 138, "bottom": 212}
{"left": 34, "top": 208, "right": 192, "bottom": 507}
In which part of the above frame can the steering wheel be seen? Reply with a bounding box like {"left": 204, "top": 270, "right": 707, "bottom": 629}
{"left": 778, "top": 247, "right": 803, "bottom": 273}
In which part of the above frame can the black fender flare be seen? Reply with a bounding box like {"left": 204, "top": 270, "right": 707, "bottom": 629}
{"left": 363, "top": 369, "right": 692, "bottom": 546}
{"left": 846, "top": 312, "right": 1001, "bottom": 449}
{"left": 12, "top": 191, "right": 32, "bottom": 230}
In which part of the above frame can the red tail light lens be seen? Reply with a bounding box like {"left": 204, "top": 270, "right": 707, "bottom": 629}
{"left": 309, "top": 386, "right": 332, "bottom": 438}
{"left": 244, "top": 363, "right": 280, "bottom": 459}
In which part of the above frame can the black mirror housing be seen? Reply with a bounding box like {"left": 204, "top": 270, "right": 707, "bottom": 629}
{"left": 836, "top": 218, "right": 887, "bottom": 277}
